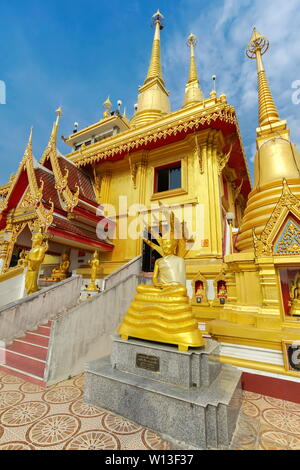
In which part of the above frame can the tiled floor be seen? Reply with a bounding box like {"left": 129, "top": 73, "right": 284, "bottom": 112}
{"left": 230, "top": 391, "right": 300, "bottom": 450}
{"left": 0, "top": 369, "right": 299, "bottom": 450}
{"left": 0, "top": 370, "right": 169, "bottom": 450}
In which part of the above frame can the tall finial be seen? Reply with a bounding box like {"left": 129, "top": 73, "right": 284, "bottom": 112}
{"left": 56, "top": 107, "right": 63, "bottom": 118}
{"left": 103, "top": 96, "right": 112, "bottom": 119}
{"left": 183, "top": 33, "right": 203, "bottom": 107}
{"left": 246, "top": 27, "right": 280, "bottom": 127}
{"left": 130, "top": 11, "right": 170, "bottom": 126}
{"left": 144, "top": 10, "right": 164, "bottom": 84}
{"left": 187, "top": 34, "right": 198, "bottom": 83}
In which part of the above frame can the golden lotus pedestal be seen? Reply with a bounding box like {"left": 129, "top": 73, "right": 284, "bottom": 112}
{"left": 117, "top": 287, "right": 205, "bottom": 351}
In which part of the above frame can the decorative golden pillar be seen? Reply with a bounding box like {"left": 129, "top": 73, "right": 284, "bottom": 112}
{"left": 0, "top": 223, "right": 18, "bottom": 272}
{"left": 98, "top": 170, "right": 112, "bottom": 205}
{"left": 255, "top": 258, "right": 281, "bottom": 329}
{"left": 0, "top": 240, "right": 9, "bottom": 273}
{"left": 201, "top": 129, "right": 224, "bottom": 257}
{"left": 129, "top": 151, "right": 149, "bottom": 258}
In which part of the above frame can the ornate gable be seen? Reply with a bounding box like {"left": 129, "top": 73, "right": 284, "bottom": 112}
{"left": 274, "top": 218, "right": 300, "bottom": 255}
{"left": 253, "top": 179, "right": 300, "bottom": 257}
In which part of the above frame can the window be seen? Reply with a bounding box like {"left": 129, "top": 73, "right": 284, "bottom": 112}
{"left": 155, "top": 163, "right": 181, "bottom": 193}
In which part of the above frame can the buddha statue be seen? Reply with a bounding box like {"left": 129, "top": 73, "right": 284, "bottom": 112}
{"left": 86, "top": 250, "right": 101, "bottom": 291}
{"left": 195, "top": 281, "right": 205, "bottom": 303}
{"left": 289, "top": 274, "right": 300, "bottom": 316}
{"left": 51, "top": 253, "right": 70, "bottom": 282}
{"left": 217, "top": 281, "right": 228, "bottom": 305}
{"left": 17, "top": 249, "right": 27, "bottom": 267}
{"left": 25, "top": 231, "right": 48, "bottom": 295}
{"left": 118, "top": 210, "right": 205, "bottom": 350}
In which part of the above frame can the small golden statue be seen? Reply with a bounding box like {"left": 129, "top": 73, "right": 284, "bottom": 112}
{"left": 17, "top": 249, "right": 27, "bottom": 267}
{"left": 51, "top": 253, "right": 70, "bottom": 282}
{"left": 86, "top": 251, "right": 101, "bottom": 291}
{"left": 195, "top": 281, "right": 205, "bottom": 304}
{"left": 118, "top": 209, "right": 204, "bottom": 350}
{"left": 289, "top": 274, "right": 300, "bottom": 316}
{"left": 217, "top": 281, "right": 228, "bottom": 305}
{"left": 25, "top": 231, "right": 48, "bottom": 295}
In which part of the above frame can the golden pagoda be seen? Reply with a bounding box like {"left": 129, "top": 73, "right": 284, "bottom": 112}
{"left": 208, "top": 29, "right": 300, "bottom": 386}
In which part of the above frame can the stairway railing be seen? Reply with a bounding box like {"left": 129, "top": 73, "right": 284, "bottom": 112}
{"left": 45, "top": 273, "right": 148, "bottom": 384}
{"left": 102, "top": 255, "right": 142, "bottom": 291}
{"left": 0, "top": 275, "right": 82, "bottom": 344}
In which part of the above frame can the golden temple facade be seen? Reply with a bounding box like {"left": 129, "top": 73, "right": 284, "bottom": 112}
{"left": 0, "top": 13, "right": 300, "bottom": 385}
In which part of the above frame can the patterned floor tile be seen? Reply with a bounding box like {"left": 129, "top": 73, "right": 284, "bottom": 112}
{"left": 0, "top": 370, "right": 299, "bottom": 450}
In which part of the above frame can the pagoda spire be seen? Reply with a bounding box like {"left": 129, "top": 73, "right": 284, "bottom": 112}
{"left": 144, "top": 10, "right": 164, "bottom": 84}
{"left": 130, "top": 10, "right": 170, "bottom": 127}
{"left": 246, "top": 28, "right": 280, "bottom": 127}
{"left": 183, "top": 33, "right": 203, "bottom": 107}
{"left": 236, "top": 29, "right": 300, "bottom": 252}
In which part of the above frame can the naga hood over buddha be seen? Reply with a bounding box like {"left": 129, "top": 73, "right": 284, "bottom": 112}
{"left": 118, "top": 207, "right": 204, "bottom": 350}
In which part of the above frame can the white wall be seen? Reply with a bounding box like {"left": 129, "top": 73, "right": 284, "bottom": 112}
{"left": 0, "top": 270, "right": 26, "bottom": 308}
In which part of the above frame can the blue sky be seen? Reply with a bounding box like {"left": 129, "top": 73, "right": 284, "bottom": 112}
{"left": 0, "top": 0, "right": 299, "bottom": 185}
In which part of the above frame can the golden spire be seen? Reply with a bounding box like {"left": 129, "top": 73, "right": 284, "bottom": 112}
{"left": 23, "top": 128, "right": 44, "bottom": 205}
{"left": 103, "top": 96, "right": 112, "bottom": 119}
{"left": 41, "top": 108, "right": 79, "bottom": 212}
{"left": 183, "top": 33, "right": 204, "bottom": 107}
{"left": 130, "top": 10, "right": 170, "bottom": 127}
{"left": 145, "top": 10, "right": 164, "bottom": 84}
{"left": 246, "top": 28, "right": 280, "bottom": 127}
{"left": 22, "top": 129, "right": 54, "bottom": 230}
{"left": 236, "top": 29, "right": 300, "bottom": 252}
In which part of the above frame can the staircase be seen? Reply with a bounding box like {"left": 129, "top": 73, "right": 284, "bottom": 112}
{"left": 0, "top": 321, "right": 52, "bottom": 386}
{"left": 0, "top": 258, "right": 148, "bottom": 387}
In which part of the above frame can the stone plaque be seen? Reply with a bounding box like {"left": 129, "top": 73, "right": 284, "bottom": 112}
{"left": 136, "top": 353, "right": 160, "bottom": 372}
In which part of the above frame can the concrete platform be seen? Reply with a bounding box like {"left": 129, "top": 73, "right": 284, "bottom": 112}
{"left": 84, "top": 337, "right": 242, "bottom": 449}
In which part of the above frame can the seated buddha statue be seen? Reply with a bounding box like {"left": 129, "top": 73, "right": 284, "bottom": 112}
{"left": 289, "top": 274, "right": 300, "bottom": 316}
{"left": 51, "top": 253, "right": 70, "bottom": 282}
{"left": 118, "top": 211, "right": 205, "bottom": 351}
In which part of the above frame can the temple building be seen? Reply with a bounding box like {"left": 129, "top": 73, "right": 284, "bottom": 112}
{"left": 0, "top": 12, "right": 299, "bottom": 399}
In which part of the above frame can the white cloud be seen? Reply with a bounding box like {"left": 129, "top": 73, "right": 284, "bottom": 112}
{"left": 163, "top": 0, "right": 300, "bottom": 177}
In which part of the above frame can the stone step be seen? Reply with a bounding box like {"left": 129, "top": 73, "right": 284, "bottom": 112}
{"left": 85, "top": 355, "right": 242, "bottom": 449}
{"left": 5, "top": 341, "right": 48, "bottom": 361}
{"left": 17, "top": 331, "right": 50, "bottom": 347}
{"left": 0, "top": 349, "right": 46, "bottom": 378}
{"left": 0, "top": 364, "right": 46, "bottom": 387}
{"left": 0, "top": 322, "right": 52, "bottom": 386}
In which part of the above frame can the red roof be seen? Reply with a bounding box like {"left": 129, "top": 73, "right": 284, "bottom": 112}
{"left": 57, "top": 156, "right": 97, "bottom": 203}
{"left": 49, "top": 215, "right": 113, "bottom": 251}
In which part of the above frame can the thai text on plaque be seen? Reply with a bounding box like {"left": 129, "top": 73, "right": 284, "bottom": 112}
{"left": 136, "top": 353, "right": 160, "bottom": 372}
